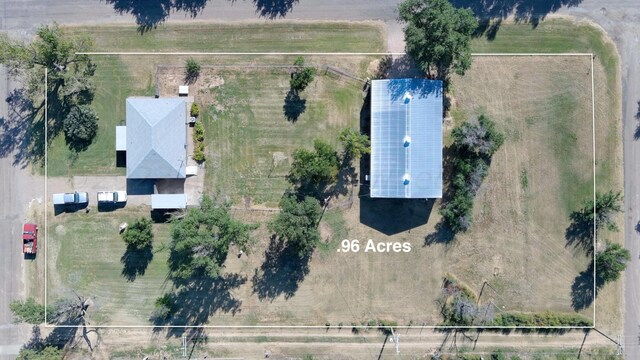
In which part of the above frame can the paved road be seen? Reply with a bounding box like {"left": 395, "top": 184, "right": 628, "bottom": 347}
{"left": 1, "top": 0, "right": 639, "bottom": 358}
{"left": 0, "top": 68, "right": 31, "bottom": 359}
{"left": 558, "top": 1, "right": 640, "bottom": 358}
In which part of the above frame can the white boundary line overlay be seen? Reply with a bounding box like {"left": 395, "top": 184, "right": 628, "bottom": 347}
{"left": 44, "top": 52, "right": 597, "bottom": 329}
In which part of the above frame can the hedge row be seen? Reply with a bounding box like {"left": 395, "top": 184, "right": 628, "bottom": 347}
{"left": 492, "top": 312, "right": 593, "bottom": 327}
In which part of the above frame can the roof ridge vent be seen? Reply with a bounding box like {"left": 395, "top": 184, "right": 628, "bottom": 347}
{"left": 403, "top": 135, "right": 411, "bottom": 147}
{"left": 403, "top": 174, "right": 411, "bottom": 185}
{"left": 403, "top": 91, "right": 412, "bottom": 104}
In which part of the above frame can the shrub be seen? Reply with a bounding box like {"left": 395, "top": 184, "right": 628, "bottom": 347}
{"left": 9, "top": 297, "right": 46, "bottom": 325}
{"left": 491, "top": 312, "right": 592, "bottom": 327}
{"left": 190, "top": 102, "right": 200, "bottom": 118}
{"left": 185, "top": 58, "right": 201, "bottom": 81}
{"left": 122, "top": 218, "right": 153, "bottom": 249}
{"left": 150, "top": 294, "right": 174, "bottom": 321}
{"left": 193, "top": 122, "right": 205, "bottom": 142}
{"left": 491, "top": 350, "right": 507, "bottom": 360}
{"left": 290, "top": 56, "right": 317, "bottom": 92}
{"left": 193, "top": 142, "right": 205, "bottom": 163}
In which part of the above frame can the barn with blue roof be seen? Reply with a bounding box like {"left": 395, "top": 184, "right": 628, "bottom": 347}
{"left": 370, "top": 78, "right": 443, "bottom": 199}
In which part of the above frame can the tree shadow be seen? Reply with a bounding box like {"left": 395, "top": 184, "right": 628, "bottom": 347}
{"left": 253, "top": 0, "right": 300, "bottom": 19}
{"left": 283, "top": 89, "right": 307, "bottom": 122}
{"left": 251, "top": 236, "right": 311, "bottom": 301}
{"left": 472, "top": 18, "right": 502, "bottom": 40}
{"left": 385, "top": 76, "right": 443, "bottom": 102}
{"left": 42, "top": 316, "right": 82, "bottom": 349}
{"left": 103, "top": 0, "right": 176, "bottom": 33}
{"left": 385, "top": 55, "right": 425, "bottom": 79}
{"left": 424, "top": 221, "right": 455, "bottom": 247}
{"left": 565, "top": 208, "right": 594, "bottom": 256}
{"left": 451, "top": 0, "right": 584, "bottom": 30}
{"left": 0, "top": 89, "right": 38, "bottom": 167}
{"left": 571, "top": 262, "right": 603, "bottom": 311}
{"left": 634, "top": 100, "right": 640, "bottom": 140}
{"left": 332, "top": 157, "right": 358, "bottom": 198}
{"left": 153, "top": 273, "right": 246, "bottom": 337}
{"left": 120, "top": 245, "right": 154, "bottom": 281}
{"left": 65, "top": 134, "right": 95, "bottom": 153}
{"left": 103, "top": 0, "right": 300, "bottom": 33}
{"left": 21, "top": 326, "right": 45, "bottom": 351}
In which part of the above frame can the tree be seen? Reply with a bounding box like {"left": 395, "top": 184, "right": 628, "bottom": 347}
{"left": 9, "top": 297, "right": 46, "bottom": 324}
{"left": 63, "top": 105, "right": 98, "bottom": 146}
{"left": 185, "top": 58, "right": 201, "bottom": 82}
{"left": 288, "top": 139, "right": 339, "bottom": 196}
{"left": 339, "top": 128, "right": 370, "bottom": 161}
{"left": 440, "top": 114, "right": 504, "bottom": 233}
{"left": 0, "top": 24, "right": 95, "bottom": 148}
{"left": 168, "top": 194, "right": 258, "bottom": 281}
{"left": 583, "top": 191, "right": 623, "bottom": 233}
{"left": 121, "top": 218, "right": 153, "bottom": 249}
{"left": 17, "top": 346, "right": 63, "bottom": 360}
{"left": 290, "top": 56, "right": 317, "bottom": 93}
{"left": 451, "top": 114, "right": 504, "bottom": 158}
{"left": 398, "top": 0, "right": 478, "bottom": 78}
{"left": 596, "top": 242, "right": 630, "bottom": 283}
{"left": 269, "top": 193, "right": 322, "bottom": 257}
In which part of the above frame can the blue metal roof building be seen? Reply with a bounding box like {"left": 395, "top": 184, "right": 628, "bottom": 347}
{"left": 370, "top": 79, "right": 443, "bottom": 198}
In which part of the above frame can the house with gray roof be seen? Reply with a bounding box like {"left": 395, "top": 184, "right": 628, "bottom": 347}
{"left": 370, "top": 78, "right": 443, "bottom": 199}
{"left": 115, "top": 97, "right": 188, "bottom": 209}
{"left": 117, "top": 97, "right": 187, "bottom": 179}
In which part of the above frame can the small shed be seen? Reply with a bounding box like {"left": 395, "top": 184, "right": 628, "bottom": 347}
{"left": 151, "top": 194, "right": 187, "bottom": 209}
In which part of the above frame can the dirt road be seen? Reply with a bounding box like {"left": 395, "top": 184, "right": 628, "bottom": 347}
{"left": 42, "top": 326, "right": 615, "bottom": 359}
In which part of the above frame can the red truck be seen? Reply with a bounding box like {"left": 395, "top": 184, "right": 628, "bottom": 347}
{"left": 23, "top": 223, "right": 38, "bottom": 255}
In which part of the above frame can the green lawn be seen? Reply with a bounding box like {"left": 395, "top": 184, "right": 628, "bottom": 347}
{"left": 45, "top": 56, "right": 154, "bottom": 176}
{"left": 471, "top": 19, "right": 618, "bottom": 90}
{"left": 203, "top": 68, "right": 364, "bottom": 206}
{"left": 67, "top": 22, "right": 385, "bottom": 53}
{"left": 46, "top": 22, "right": 384, "bottom": 177}
{"left": 48, "top": 207, "right": 171, "bottom": 324}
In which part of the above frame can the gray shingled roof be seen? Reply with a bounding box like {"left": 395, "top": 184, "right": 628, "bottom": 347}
{"left": 126, "top": 98, "right": 187, "bottom": 179}
{"left": 370, "top": 79, "right": 443, "bottom": 198}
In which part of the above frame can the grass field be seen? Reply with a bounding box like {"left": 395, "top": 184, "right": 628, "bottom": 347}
{"left": 46, "top": 207, "right": 171, "bottom": 324}
{"left": 45, "top": 19, "right": 622, "bottom": 330}
{"left": 197, "top": 67, "right": 364, "bottom": 206}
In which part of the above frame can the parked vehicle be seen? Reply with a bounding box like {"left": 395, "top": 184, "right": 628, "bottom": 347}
{"left": 97, "top": 191, "right": 127, "bottom": 204}
{"left": 52, "top": 192, "right": 89, "bottom": 206}
{"left": 23, "top": 223, "right": 37, "bottom": 255}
